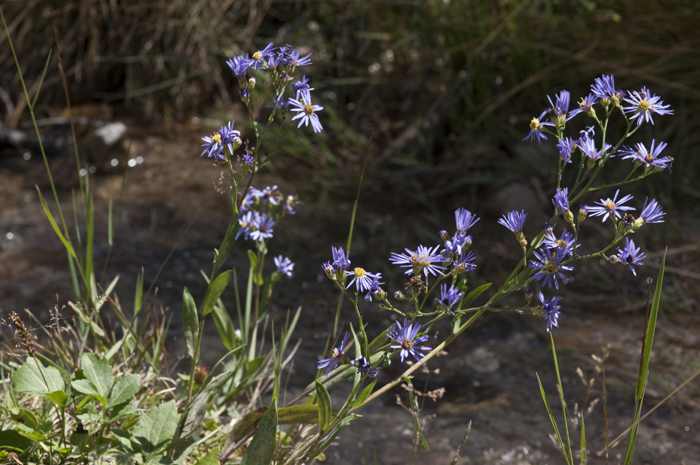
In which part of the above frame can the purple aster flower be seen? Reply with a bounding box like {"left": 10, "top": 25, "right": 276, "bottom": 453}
{"left": 318, "top": 332, "right": 350, "bottom": 375}
{"left": 553, "top": 188, "right": 570, "bottom": 215}
{"left": 293, "top": 75, "right": 314, "bottom": 101}
{"left": 435, "top": 284, "right": 465, "bottom": 314}
{"left": 622, "top": 87, "right": 673, "bottom": 125}
{"left": 591, "top": 74, "right": 623, "bottom": 101}
{"left": 274, "top": 255, "right": 294, "bottom": 277}
{"left": 364, "top": 276, "right": 385, "bottom": 302}
{"left": 238, "top": 87, "right": 250, "bottom": 99}
{"left": 529, "top": 247, "right": 574, "bottom": 290}
{"left": 556, "top": 137, "right": 576, "bottom": 163}
{"left": 259, "top": 185, "right": 279, "bottom": 205}
{"left": 387, "top": 319, "right": 431, "bottom": 363}
{"left": 443, "top": 232, "right": 471, "bottom": 256}
{"left": 523, "top": 109, "right": 555, "bottom": 144}
{"left": 251, "top": 42, "right": 276, "bottom": 70}
{"left": 543, "top": 228, "right": 579, "bottom": 258}
{"left": 242, "top": 154, "right": 254, "bottom": 165}
{"left": 569, "top": 93, "right": 599, "bottom": 118}
{"left": 271, "top": 95, "right": 288, "bottom": 109}
{"left": 345, "top": 267, "right": 381, "bottom": 292}
{"left": 351, "top": 356, "right": 378, "bottom": 377}
{"left": 455, "top": 208, "right": 480, "bottom": 233}
{"left": 236, "top": 211, "right": 253, "bottom": 240}
{"left": 289, "top": 97, "right": 324, "bottom": 133}
{"left": 578, "top": 132, "right": 612, "bottom": 161}
{"left": 498, "top": 210, "right": 528, "bottom": 233}
{"left": 547, "top": 90, "right": 573, "bottom": 121}
{"left": 620, "top": 140, "right": 672, "bottom": 170}
{"left": 277, "top": 44, "right": 312, "bottom": 69}
{"left": 249, "top": 213, "right": 275, "bottom": 241}
{"left": 218, "top": 121, "right": 242, "bottom": 154}
{"left": 453, "top": 251, "right": 477, "bottom": 273}
{"left": 588, "top": 189, "right": 635, "bottom": 222}
{"left": 390, "top": 244, "right": 448, "bottom": 277}
{"left": 615, "top": 237, "right": 646, "bottom": 276}
{"left": 226, "top": 55, "right": 254, "bottom": 79}
{"left": 640, "top": 198, "right": 665, "bottom": 224}
{"left": 331, "top": 246, "right": 351, "bottom": 271}
{"left": 201, "top": 131, "right": 225, "bottom": 160}
{"left": 538, "top": 292, "right": 562, "bottom": 332}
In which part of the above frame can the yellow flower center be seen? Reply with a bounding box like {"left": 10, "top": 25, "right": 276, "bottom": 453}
{"left": 638, "top": 100, "right": 650, "bottom": 112}
{"left": 304, "top": 103, "right": 315, "bottom": 116}
{"left": 402, "top": 339, "right": 413, "bottom": 350}
{"left": 529, "top": 117, "right": 540, "bottom": 130}
{"left": 252, "top": 51, "right": 263, "bottom": 61}
{"left": 544, "top": 260, "right": 558, "bottom": 274}
{"left": 353, "top": 267, "right": 366, "bottom": 277}
{"left": 604, "top": 199, "right": 616, "bottom": 212}
{"left": 556, "top": 239, "right": 567, "bottom": 248}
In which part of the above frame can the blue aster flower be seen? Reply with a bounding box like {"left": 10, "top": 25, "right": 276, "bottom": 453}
{"left": 249, "top": 213, "right": 275, "bottom": 241}
{"left": 620, "top": 140, "right": 672, "bottom": 170}
{"left": 364, "top": 276, "right": 385, "bottom": 302}
{"left": 242, "top": 154, "right": 254, "bottom": 165}
{"left": 538, "top": 292, "right": 562, "bottom": 332}
{"left": 455, "top": 208, "right": 480, "bottom": 233}
{"left": 351, "top": 356, "right": 378, "bottom": 377}
{"left": 543, "top": 228, "right": 579, "bottom": 258}
{"left": 569, "top": 93, "right": 599, "bottom": 118}
{"left": 640, "top": 198, "right": 665, "bottom": 224}
{"left": 498, "top": 210, "right": 528, "bottom": 233}
{"left": 277, "top": 44, "right": 312, "bottom": 69}
{"left": 591, "top": 74, "right": 623, "bottom": 101}
{"left": 331, "top": 246, "right": 351, "bottom": 271}
{"left": 251, "top": 42, "right": 276, "bottom": 70}
{"left": 588, "top": 189, "right": 635, "bottom": 222}
{"left": 289, "top": 97, "right": 324, "bottom": 133}
{"left": 271, "top": 95, "right": 289, "bottom": 109}
{"left": 435, "top": 284, "right": 465, "bottom": 314}
{"left": 387, "top": 319, "right": 431, "bottom": 363}
{"left": 346, "top": 267, "right": 381, "bottom": 292}
{"left": 529, "top": 247, "right": 574, "bottom": 290}
{"left": 523, "top": 109, "right": 555, "bottom": 144}
{"left": 622, "top": 87, "right": 673, "bottom": 125}
{"left": 578, "top": 132, "right": 612, "bottom": 162}
{"left": 236, "top": 211, "right": 253, "bottom": 240}
{"left": 452, "top": 251, "right": 477, "bottom": 273}
{"left": 547, "top": 90, "right": 573, "bottom": 122}
{"left": 274, "top": 256, "right": 294, "bottom": 277}
{"left": 553, "top": 188, "right": 570, "bottom": 215}
{"left": 201, "top": 131, "right": 225, "bottom": 160}
{"left": 615, "top": 237, "right": 646, "bottom": 276}
{"left": 390, "top": 244, "right": 448, "bottom": 277}
{"left": 556, "top": 137, "right": 576, "bottom": 163}
{"left": 293, "top": 75, "right": 314, "bottom": 101}
{"left": 318, "top": 332, "right": 350, "bottom": 375}
{"left": 443, "top": 232, "right": 471, "bottom": 256}
{"left": 226, "top": 55, "right": 254, "bottom": 79}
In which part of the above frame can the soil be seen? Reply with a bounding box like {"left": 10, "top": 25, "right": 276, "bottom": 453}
{"left": 1, "top": 121, "right": 698, "bottom": 464}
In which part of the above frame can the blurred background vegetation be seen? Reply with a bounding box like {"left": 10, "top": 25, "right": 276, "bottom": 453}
{"left": 1, "top": 0, "right": 698, "bottom": 206}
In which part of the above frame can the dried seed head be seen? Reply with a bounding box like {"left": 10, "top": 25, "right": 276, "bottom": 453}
{"left": 10, "top": 311, "right": 34, "bottom": 357}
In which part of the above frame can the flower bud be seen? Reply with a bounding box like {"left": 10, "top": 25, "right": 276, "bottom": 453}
{"left": 439, "top": 230, "right": 450, "bottom": 242}
{"left": 525, "top": 288, "right": 533, "bottom": 305}
{"left": 248, "top": 77, "right": 257, "bottom": 89}
{"left": 577, "top": 206, "right": 588, "bottom": 225}
{"left": 394, "top": 290, "right": 405, "bottom": 300}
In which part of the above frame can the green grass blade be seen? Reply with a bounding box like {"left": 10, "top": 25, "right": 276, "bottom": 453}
{"left": 580, "top": 411, "right": 587, "bottom": 465}
{"left": 536, "top": 373, "right": 570, "bottom": 464}
{"left": 624, "top": 249, "right": 666, "bottom": 465}
{"left": 36, "top": 187, "right": 76, "bottom": 258}
{"left": 550, "top": 333, "right": 573, "bottom": 464}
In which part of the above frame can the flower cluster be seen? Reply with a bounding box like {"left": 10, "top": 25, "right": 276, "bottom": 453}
{"left": 236, "top": 185, "right": 298, "bottom": 242}
{"left": 517, "top": 74, "right": 671, "bottom": 331}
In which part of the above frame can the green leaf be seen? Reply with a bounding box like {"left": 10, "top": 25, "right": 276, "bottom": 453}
{"left": 461, "top": 282, "right": 491, "bottom": 308}
{"left": 211, "top": 299, "right": 237, "bottom": 351}
{"left": 12, "top": 358, "right": 65, "bottom": 395}
{"left": 0, "top": 430, "right": 34, "bottom": 452}
{"left": 352, "top": 380, "right": 377, "bottom": 408}
{"left": 134, "top": 400, "right": 180, "bottom": 455}
{"left": 81, "top": 353, "right": 113, "bottom": 400}
{"left": 214, "top": 221, "right": 240, "bottom": 270}
{"left": 71, "top": 379, "right": 103, "bottom": 402}
{"left": 241, "top": 398, "right": 277, "bottom": 465}
{"left": 194, "top": 447, "right": 221, "bottom": 465}
{"left": 201, "top": 270, "right": 232, "bottom": 316}
{"left": 278, "top": 405, "right": 320, "bottom": 425}
{"left": 36, "top": 187, "right": 76, "bottom": 258}
{"left": 315, "top": 381, "right": 332, "bottom": 433}
{"left": 107, "top": 374, "right": 140, "bottom": 409}
{"left": 44, "top": 390, "right": 69, "bottom": 406}
{"left": 182, "top": 288, "right": 199, "bottom": 360}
